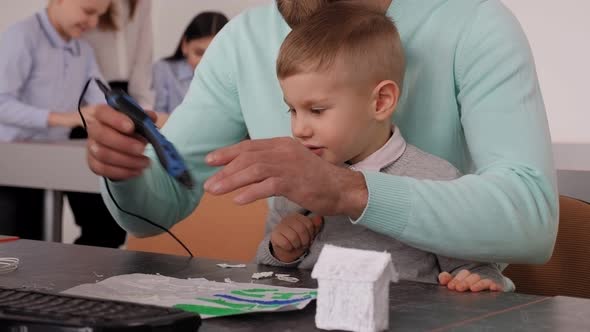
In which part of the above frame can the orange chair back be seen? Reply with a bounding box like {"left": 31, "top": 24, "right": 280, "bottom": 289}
{"left": 504, "top": 196, "right": 590, "bottom": 298}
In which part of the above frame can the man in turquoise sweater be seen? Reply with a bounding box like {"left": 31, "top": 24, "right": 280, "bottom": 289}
{"left": 86, "top": 0, "right": 557, "bottom": 264}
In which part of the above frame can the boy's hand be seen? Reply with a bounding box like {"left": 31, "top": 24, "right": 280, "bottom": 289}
{"left": 439, "top": 270, "right": 503, "bottom": 292}
{"left": 270, "top": 213, "right": 323, "bottom": 263}
{"left": 155, "top": 112, "right": 170, "bottom": 128}
{"left": 79, "top": 105, "right": 98, "bottom": 127}
{"left": 49, "top": 105, "right": 103, "bottom": 129}
{"left": 48, "top": 111, "right": 87, "bottom": 129}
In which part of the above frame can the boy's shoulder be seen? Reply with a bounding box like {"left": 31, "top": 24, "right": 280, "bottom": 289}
{"left": 386, "top": 144, "right": 462, "bottom": 180}
{"left": 77, "top": 38, "right": 97, "bottom": 58}
{"left": 1, "top": 14, "right": 41, "bottom": 47}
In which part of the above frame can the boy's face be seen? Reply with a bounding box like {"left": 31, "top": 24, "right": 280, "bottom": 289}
{"left": 54, "top": 0, "right": 110, "bottom": 39}
{"left": 280, "top": 66, "right": 382, "bottom": 165}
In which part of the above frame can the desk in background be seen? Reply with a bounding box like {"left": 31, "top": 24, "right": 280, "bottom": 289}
{"left": 1, "top": 240, "right": 589, "bottom": 331}
{"left": 0, "top": 141, "right": 99, "bottom": 242}
{"left": 553, "top": 142, "right": 590, "bottom": 171}
{"left": 553, "top": 142, "right": 590, "bottom": 202}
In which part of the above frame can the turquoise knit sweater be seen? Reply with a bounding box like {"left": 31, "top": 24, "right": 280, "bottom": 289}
{"left": 103, "top": 0, "right": 557, "bottom": 263}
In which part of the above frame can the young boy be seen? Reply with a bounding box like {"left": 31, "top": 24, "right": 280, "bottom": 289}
{"left": 0, "top": 0, "right": 126, "bottom": 247}
{"left": 256, "top": 2, "right": 513, "bottom": 292}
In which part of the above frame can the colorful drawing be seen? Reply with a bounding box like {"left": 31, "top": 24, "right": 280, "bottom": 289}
{"left": 63, "top": 273, "right": 317, "bottom": 319}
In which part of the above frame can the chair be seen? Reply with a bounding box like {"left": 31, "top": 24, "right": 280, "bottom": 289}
{"left": 504, "top": 195, "right": 590, "bottom": 298}
{"left": 126, "top": 191, "right": 268, "bottom": 262}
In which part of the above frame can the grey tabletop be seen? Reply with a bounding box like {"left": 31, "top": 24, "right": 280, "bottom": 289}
{"left": 1, "top": 240, "right": 589, "bottom": 331}
{"left": 0, "top": 140, "right": 99, "bottom": 193}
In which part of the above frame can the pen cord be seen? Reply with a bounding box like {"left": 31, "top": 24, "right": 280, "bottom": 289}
{"left": 78, "top": 78, "right": 193, "bottom": 257}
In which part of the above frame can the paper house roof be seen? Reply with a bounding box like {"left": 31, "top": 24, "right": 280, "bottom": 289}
{"left": 311, "top": 245, "right": 399, "bottom": 282}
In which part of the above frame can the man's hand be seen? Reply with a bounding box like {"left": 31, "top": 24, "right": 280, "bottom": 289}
{"left": 204, "top": 137, "right": 368, "bottom": 218}
{"left": 270, "top": 213, "right": 323, "bottom": 263}
{"left": 86, "top": 104, "right": 157, "bottom": 180}
{"left": 439, "top": 270, "right": 503, "bottom": 292}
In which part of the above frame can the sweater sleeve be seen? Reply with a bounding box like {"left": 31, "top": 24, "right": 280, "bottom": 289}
{"left": 101, "top": 18, "right": 248, "bottom": 236}
{"left": 354, "top": 1, "right": 558, "bottom": 263}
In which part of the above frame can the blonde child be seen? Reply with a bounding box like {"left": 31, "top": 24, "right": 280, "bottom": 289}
{"left": 0, "top": 0, "right": 126, "bottom": 248}
{"left": 256, "top": 2, "right": 512, "bottom": 293}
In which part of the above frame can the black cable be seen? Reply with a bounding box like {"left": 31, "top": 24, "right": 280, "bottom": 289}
{"left": 102, "top": 179, "right": 193, "bottom": 257}
{"left": 78, "top": 79, "right": 194, "bottom": 257}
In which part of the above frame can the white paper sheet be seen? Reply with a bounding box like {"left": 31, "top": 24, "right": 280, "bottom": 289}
{"left": 64, "top": 273, "right": 317, "bottom": 319}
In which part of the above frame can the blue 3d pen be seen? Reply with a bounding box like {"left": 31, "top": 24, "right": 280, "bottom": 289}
{"left": 95, "top": 79, "right": 194, "bottom": 189}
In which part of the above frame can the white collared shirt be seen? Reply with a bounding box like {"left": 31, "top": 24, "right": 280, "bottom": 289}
{"left": 349, "top": 126, "right": 407, "bottom": 172}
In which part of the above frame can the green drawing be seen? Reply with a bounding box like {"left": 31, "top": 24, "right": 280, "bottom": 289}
{"left": 63, "top": 274, "right": 316, "bottom": 320}
{"left": 197, "top": 298, "right": 257, "bottom": 310}
{"left": 272, "top": 292, "right": 303, "bottom": 299}
{"left": 196, "top": 297, "right": 281, "bottom": 310}
{"left": 271, "top": 291, "right": 317, "bottom": 299}
{"left": 230, "top": 290, "right": 266, "bottom": 298}
{"left": 174, "top": 304, "right": 245, "bottom": 317}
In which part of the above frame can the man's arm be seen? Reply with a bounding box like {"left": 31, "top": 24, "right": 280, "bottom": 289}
{"left": 101, "top": 19, "right": 248, "bottom": 236}
{"left": 204, "top": 1, "right": 557, "bottom": 263}
{"left": 354, "top": 1, "right": 557, "bottom": 263}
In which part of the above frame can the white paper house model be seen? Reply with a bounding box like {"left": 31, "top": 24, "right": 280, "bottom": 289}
{"left": 311, "top": 245, "right": 399, "bottom": 332}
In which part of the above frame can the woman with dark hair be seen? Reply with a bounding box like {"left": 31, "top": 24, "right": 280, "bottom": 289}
{"left": 152, "top": 12, "right": 228, "bottom": 123}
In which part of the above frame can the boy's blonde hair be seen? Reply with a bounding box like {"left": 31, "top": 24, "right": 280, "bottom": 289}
{"left": 277, "top": 1, "right": 404, "bottom": 91}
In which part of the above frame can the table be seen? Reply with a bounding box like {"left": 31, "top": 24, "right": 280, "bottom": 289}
{"left": 1, "top": 240, "right": 589, "bottom": 331}
{"left": 0, "top": 141, "right": 99, "bottom": 242}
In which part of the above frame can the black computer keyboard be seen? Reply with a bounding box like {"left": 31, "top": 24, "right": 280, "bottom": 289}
{"left": 0, "top": 286, "right": 201, "bottom": 331}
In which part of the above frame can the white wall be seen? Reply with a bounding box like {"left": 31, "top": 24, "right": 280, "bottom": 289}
{"left": 501, "top": 0, "right": 590, "bottom": 144}
{"left": 0, "top": 0, "right": 588, "bottom": 144}
{"left": 152, "top": 0, "right": 269, "bottom": 60}
{"left": 0, "top": 1, "right": 45, "bottom": 32}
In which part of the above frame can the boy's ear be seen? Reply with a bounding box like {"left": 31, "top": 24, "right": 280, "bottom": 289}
{"left": 371, "top": 80, "right": 400, "bottom": 121}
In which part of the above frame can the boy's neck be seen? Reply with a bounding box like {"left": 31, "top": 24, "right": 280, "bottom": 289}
{"left": 349, "top": 123, "right": 393, "bottom": 165}
{"left": 46, "top": 6, "right": 71, "bottom": 42}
